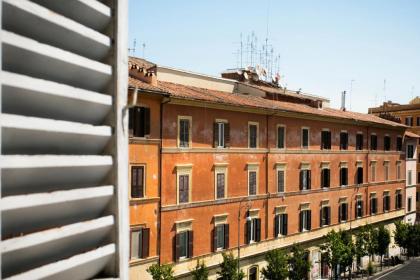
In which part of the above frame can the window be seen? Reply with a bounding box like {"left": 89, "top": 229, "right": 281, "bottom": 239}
{"left": 274, "top": 213, "right": 288, "bottom": 236}
{"left": 277, "top": 169, "right": 285, "bottom": 193}
{"left": 320, "top": 206, "right": 331, "bottom": 226}
{"left": 418, "top": 154, "right": 420, "bottom": 163}
{"left": 370, "top": 195, "right": 378, "bottom": 215}
{"left": 277, "top": 125, "right": 285, "bottom": 149}
{"left": 340, "top": 132, "right": 348, "bottom": 150}
{"left": 177, "top": 165, "right": 192, "bottom": 204}
{"left": 396, "top": 136, "right": 402, "bottom": 151}
{"left": 339, "top": 203, "right": 348, "bottom": 222}
{"left": 384, "top": 163, "right": 389, "bottom": 181}
{"left": 131, "top": 166, "right": 145, "bottom": 198}
{"left": 213, "top": 224, "right": 229, "bottom": 251}
{"left": 129, "top": 106, "right": 150, "bottom": 137}
{"left": 321, "top": 130, "right": 331, "bottom": 150}
{"left": 408, "top": 170, "right": 413, "bottom": 186}
{"left": 248, "top": 123, "right": 258, "bottom": 148}
{"left": 384, "top": 136, "right": 391, "bottom": 151}
{"left": 418, "top": 172, "right": 420, "bottom": 185}
{"left": 408, "top": 197, "right": 412, "bottom": 212}
{"left": 130, "top": 228, "right": 149, "bottom": 260}
{"left": 417, "top": 117, "right": 420, "bottom": 126}
{"left": 383, "top": 193, "right": 390, "bottom": 212}
{"left": 299, "top": 168, "right": 311, "bottom": 190}
{"left": 178, "top": 117, "right": 191, "bottom": 148}
{"left": 356, "top": 133, "right": 364, "bottom": 150}
{"left": 216, "top": 173, "right": 225, "bottom": 199}
{"left": 340, "top": 167, "right": 348, "bottom": 186}
{"left": 301, "top": 128, "right": 309, "bottom": 149}
{"left": 405, "top": 116, "right": 413, "bottom": 126}
{"left": 356, "top": 198, "right": 363, "bottom": 218}
{"left": 248, "top": 266, "right": 258, "bottom": 280}
{"left": 179, "top": 174, "right": 190, "bottom": 203}
{"left": 175, "top": 231, "right": 193, "bottom": 260}
{"left": 395, "top": 191, "right": 403, "bottom": 209}
{"left": 370, "top": 162, "right": 377, "bottom": 182}
{"left": 407, "top": 145, "right": 414, "bottom": 159}
{"left": 246, "top": 217, "right": 261, "bottom": 244}
{"left": 357, "top": 167, "right": 364, "bottom": 185}
{"left": 396, "top": 162, "right": 401, "bottom": 180}
{"left": 370, "top": 134, "right": 377, "bottom": 150}
{"left": 321, "top": 168, "right": 330, "bottom": 188}
{"left": 248, "top": 170, "right": 257, "bottom": 196}
{"left": 299, "top": 209, "right": 311, "bottom": 232}
{"left": 213, "top": 121, "right": 230, "bottom": 148}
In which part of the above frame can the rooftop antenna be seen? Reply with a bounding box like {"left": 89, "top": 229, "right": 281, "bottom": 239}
{"left": 341, "top": 90, "right": 347, "bottom": 111}
{"left": 142, "top": 43, "right": 146, "bottom": 58}
{"left": 128, "top": 38, "right": 136, "bottom": 56}
{"left": 349, "top": 79, "right": 355, "bottom": 111}
{"left": 410, "top": 85, "right": 415, "bottom": 100}
{"left": 240, "top": 33, "right": 243, "bottom": 68}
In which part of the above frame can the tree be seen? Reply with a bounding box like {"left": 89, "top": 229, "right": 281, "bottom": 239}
{"left": 217, "top": 252, "right": 245, "bottom": 280}
{"left": 363, "top": 224, "right": 378, "bottom": 261}
{"left": 261, "top": 248, "right": 289, "bottom": 280}
{"left": 375, "top": 225, "right": 390, "bottom": 270}
{"left": 394, "top": 221, "right": 409, "bottom": 259}
{"left": 146, "top": 263, "right": 175, "bottom": 280}
{"left": 320, "top": 230, "right": 354, "bottom": 279}
{"left": 355, "top": 228, "right": 368, "bottom": 271}
{"left": 288, "top": 244, "right": 311, "bottom": 280}
{"left": 191, "top": 260, "right": 209, "bottom": 280}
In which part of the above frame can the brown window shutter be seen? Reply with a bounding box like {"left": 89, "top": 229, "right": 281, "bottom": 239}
{"left": 224, "top": 224, "right": 229, "bottom": 249}
{"left": 131, "top": 167, "right": 138, "bottom": 197}
{"left": 141, "top": 228, "right": 150, "bottom": 258}
{"left": 283, "top": 214, "right": 288, "bottom": 235}
{"left": 299, "top": 212, "right": 303, "bottom": 232}
{"left": 213, "top": 122, "right": 219, "bottom": 147}
{"left": 320, "top": 208, "right": 323, "bottom": 226}
{"left": 139, "top": 166, "right": 144, "bottom": 198}
{"left": 307, "top": 210, "right": 312, "bottom": 230}
{"left": 255, "top": 219, "right": 261, "bottom": 242}
{"left": 224, "top": 123, "right": 230, "bottom": 147}
{"left": 245, "top": 220, "right": 251, "bottom": 244}
{"left": 212, "top": 228, "right": 217, "bottom": 252}
{"left": 144, "top": 107, "right": 150, "bottom": 135}
{"left": 188, "top": 231, "right": 193, "bottom": 258}
{"left": 135, "top": 107, "right": 142, "bottom": 137}
{"left": 174, "top": 234, "right": 180, "bottom": 262}
{"left": 299, "top": 170, "right": 303, "bottom": 190}
{"left": 308, "top": 170, "right": 311, "bottom": 189}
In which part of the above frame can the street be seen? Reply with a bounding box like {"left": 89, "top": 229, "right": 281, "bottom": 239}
{"left": 376, "top": 259, "right": 420, "bottom": 280}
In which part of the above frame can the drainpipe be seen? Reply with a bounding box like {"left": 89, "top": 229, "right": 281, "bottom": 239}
{"left": 158, "top": 96, "right": 171, "bottom": 264}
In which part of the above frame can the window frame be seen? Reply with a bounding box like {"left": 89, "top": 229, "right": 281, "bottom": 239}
{"left": 276, "top": 124, "right": 286, "bottom": 149}
{"left": 214, "top": 164, "right": 228, "bottom": 200}
{"left": 407, "top": 144, "right": 414, "bottom": 159}
{"left": 384, "top": 135, "right": 391, "bottom": 151}
{"left": 130, "top": 164, "right": 146, "bottom": 199}
{"left": 321, "top": 129, "right": 331, "bottom": 150}
{"left": 177, "top": 116, "right": 192, "bottom": 148}
{"left": 176, "top": 165, "right": 193, "bottom": 204}
{"left": 339, "top": 163, "right": 348, "bottom": 187}
{"left": 300, "top": 164, "right": 311, "bottom": 191}
{"left": 340, "top": 130, "right": 349, "bottom": 150}
{"left": 396, "top": 136, "right": 402, "bottom": 151}
{"left": 370, "top": 133, "right": 377, "bottom": 151}
{"left": 276, "top": 163, "right": 286, "bottom": 193}
{"left": 247, "top": 164, "right": 259, "bottom": 196}
{"left": 301, "top": 127, "right": 310, "bottom": 149}
{"left": 248, "top": 122, "right": 259, "bottom": 149}
{"left": 128, "top": 105, "right": 151, "bottom": 138}
{"left": 356, "top": 197, "right": 363, "bottom": 218}
{"left": 384, "top": 161, "right": 389, "bottom": 181}
{"left": 356, "top": 132, "right": 364, "bottom": 150}
{"left": 339, "top": 202, "right": 348, "bottom": 223}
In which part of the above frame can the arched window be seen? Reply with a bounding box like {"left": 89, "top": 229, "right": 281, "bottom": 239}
{"left": 248, "top": 266, "right": 258, "bottom": 280}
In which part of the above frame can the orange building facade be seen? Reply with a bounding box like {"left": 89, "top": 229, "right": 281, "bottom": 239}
{"left": 129, "top": 57, "right": 408, "bottom": 279}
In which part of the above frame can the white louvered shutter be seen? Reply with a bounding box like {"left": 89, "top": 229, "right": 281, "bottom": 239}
{"left": 0, "top": 0, "right": 129, "bottom": 279}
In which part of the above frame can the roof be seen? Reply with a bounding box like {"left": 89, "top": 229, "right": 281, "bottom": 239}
{"left": 128, "top": 56, "right": 156, "bottom": 71}
{"left": 128, "top": 77, "right": 405, "bottom": 128}
{"left": 405, "top": 131, "right": 420, "bottom": 138}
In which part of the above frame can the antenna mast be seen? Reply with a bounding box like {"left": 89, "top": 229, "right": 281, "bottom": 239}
{"left": 128, "top": 38, "right": 136, "bottom": 56}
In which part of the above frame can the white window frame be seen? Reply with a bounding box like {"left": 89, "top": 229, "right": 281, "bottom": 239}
{"left": 214, "top": 164, "right": 228, "bottom": 199}
{"left": 301, "top": 127, "right": 310, "bottom": 149}
{"left": 130, "top": 164, "right": 146, "bottom": 199}
{"left": 247, "top": 163, "right": 259, "bottom": 196}
{"left": 248, "top": 121, "right": 259, "bottom": 149}
{"left": 176, "top": 164, "right": 193, "bottom": 204}
{"left": 276, "top": 163, "right": 287, "bottom": 193}
{"left": 177, "top": 115, "right": 192, "bottom": 148}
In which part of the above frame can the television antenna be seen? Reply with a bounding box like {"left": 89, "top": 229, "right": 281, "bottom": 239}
{"left": 128, "top": 38, "right": 136, "bottom": 56}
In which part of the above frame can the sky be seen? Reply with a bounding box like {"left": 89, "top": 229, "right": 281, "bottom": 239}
{"left": 129, "top": 0, "right": 420, "bottom": 113}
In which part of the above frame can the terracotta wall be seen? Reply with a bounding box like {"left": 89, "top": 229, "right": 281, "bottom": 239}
{"left": 159, "top": 103, "right": 406, "bottom": 264}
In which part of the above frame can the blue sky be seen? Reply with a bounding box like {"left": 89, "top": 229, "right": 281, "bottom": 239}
{"left": 129, "top": 0, "right": 420, "bottom": 112}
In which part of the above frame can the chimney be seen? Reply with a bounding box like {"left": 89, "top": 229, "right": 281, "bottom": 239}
{"left": 341, "top": 91, "right": 346, "bottom": 111}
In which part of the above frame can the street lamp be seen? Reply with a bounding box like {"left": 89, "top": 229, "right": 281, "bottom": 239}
{"left": 238, "top": 198, "right": 252, "bottom": 277}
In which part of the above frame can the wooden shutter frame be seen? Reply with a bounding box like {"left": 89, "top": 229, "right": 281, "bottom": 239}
{"left": 224, "top": 224, "right": 229, "bottom": 249}
{"left": 213, "top": 122, "right": 219, "bottom": 148}
{"left": 174, "top": 233, "right": 180, "bottom": 262}
{"left": 187, "top": 230, "right": 193, "bottom": 258}
{"left": 144, "top": 107, "right": 150, "bottom": 135}
{"left": 255, "top": 218, "right": 261, "bottom": 242}
{"left": 224, "top": 122, "right": 230, "bottom": 148}
{"left": 141, "top": 228, "right": 150, "bottom": 258}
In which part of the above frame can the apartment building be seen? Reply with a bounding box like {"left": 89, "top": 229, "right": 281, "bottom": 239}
{"left": 404, "top": 132, "right": 418, "bottom": 225}
{"left": 369, "top": 100, "right": 420, "bottom": 224}
{"left": 130, "top": 57, "right": 407, "bottom": 280}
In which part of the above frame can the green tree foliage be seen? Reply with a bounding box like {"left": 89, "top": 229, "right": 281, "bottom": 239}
{"left": 320, "top": 230, "right": 354, "bottom": 279}
{"left": 394, "top": 221, "right": 410, "bottom": 258}
{"left": 355, "top": 228, "right": 368, "bottom": 269}
{"left": 191, "top": 260, "right": 209, "bottom": 280}
{"left": 395, "top": 222, "right": 420, "bottom": 259}
{"left": 375, "top": 225, "right": 390, "bottom": 269}
{"left": 217, "top": 252, "right": 245, "bottom": 280}
{"left": 146, "top": 263, "right": 175, "bottom": 280}
{"left": 288, "top": 244, "right": 311, "bottom": 280}
{"left": 261, "top": 248, "right": 289, "bottom": 280}
{"left": 363, "top": 224, "right": 378, "bottom": 261}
